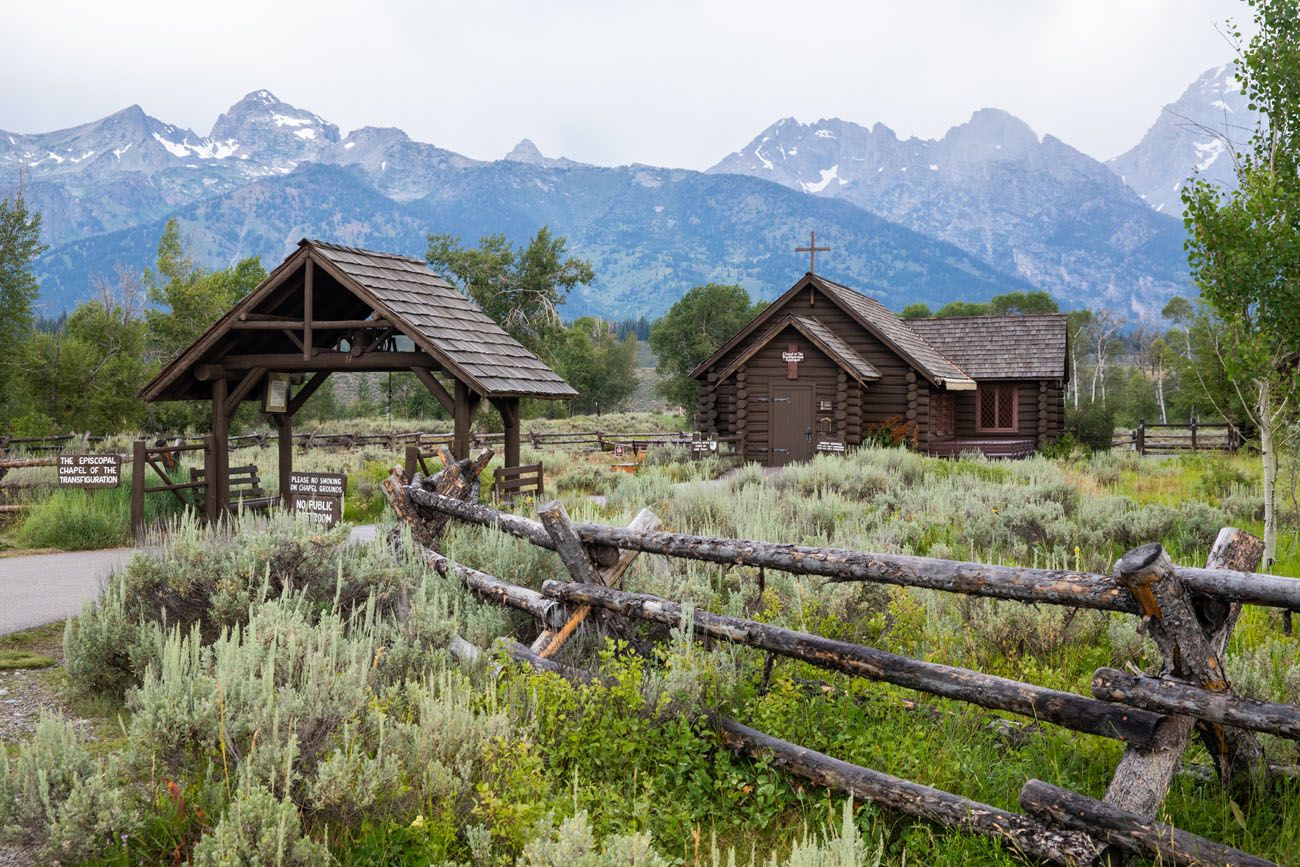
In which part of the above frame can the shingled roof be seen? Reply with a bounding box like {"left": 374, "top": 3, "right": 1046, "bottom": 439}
{"left": 311, "top": 241, "right": 576, "bottom": 397}
{"left": 812, "top": 275, "right": 976, "bottom": 389}
{"left": 708, "top": 313, "right": 881, "bottom": 388}
{"left": 141, "top": 239, "right": 576, "bottom": 402}
{"left": 907, "top": 314, "right": 1068, "bottom": 380}
{"left": 690, "top": 273, "right": 1068, "bottom": 389}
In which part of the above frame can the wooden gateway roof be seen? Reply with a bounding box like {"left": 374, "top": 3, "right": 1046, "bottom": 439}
{"left": 907, "top": 314, "right": 1069, "bottom": 380}
{"left": 141, "top": 239, "right": 577, "bottom": 402}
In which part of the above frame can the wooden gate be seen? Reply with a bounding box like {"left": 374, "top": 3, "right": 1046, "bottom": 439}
{"left": 769, "top": 384, "right": 813, "bottom": 465}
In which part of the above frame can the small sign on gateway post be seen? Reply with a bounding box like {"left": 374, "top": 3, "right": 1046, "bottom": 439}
{"left": 288, "top": 472, "right": 347, "bottom": 527}
{"left": 58, "top": 454, "right": 121, "bottom": 488}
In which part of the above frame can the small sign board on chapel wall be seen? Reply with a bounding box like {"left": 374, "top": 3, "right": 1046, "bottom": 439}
{"left": 288, "top": 472, "right": 346, "bottom": 527}
{"left": 57, "top": 454, "right": 121, "bottom": 488}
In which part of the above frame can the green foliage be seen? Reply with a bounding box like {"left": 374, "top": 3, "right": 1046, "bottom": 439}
{"left": 17, "top": 473, "right": 185, "bottom": 551}
{"left": 649, "top": 283, "right": 761, "bottom": 414}
{"left": 426, "top": 227, "right": 593, "bottom": 358}
{"left": 18, "top": 288, "right": 151, "bottom": 433}
{"left": 0, "top": 189, "right": 47, "bottom": 428}
{"left": 1182, "top": 0, "right": 1300, "bottom": 564}
{"left": 552, "top": 317, "right": 639, "bottom": 413}
{"left": 145, "top": 220, "right": 266, "bottom": 364}
{"left": 898, "top": 302, "right": 933, "bottom": 319}
{"left": 932, "top": 300, "right": 989, "bottom": 317}
{"left": 18, "top": 488, "right": 132, "bottom": 551}
{"left": 190, "top": 783, "right": 330, "bottom": 866}
{"left": 928, "top": 290, "right": 1060, "bottom": 319}
{"left": 0, "top": 713, "right": 140, "bottom": 863}
{"left": 1065, "top": 403, "right": 1115, "bottom": 451}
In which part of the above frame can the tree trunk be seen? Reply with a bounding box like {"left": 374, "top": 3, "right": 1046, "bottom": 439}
{"left": 1156, "top": 369, "right": 1168, "bottom": 424}
{"left": 1259, "top": 378, "right": 1278, "bottom": 567}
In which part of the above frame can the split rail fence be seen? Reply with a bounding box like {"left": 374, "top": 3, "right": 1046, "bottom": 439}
{"left": 1112, "top": 416, "right": 1244, "bottom": 456}
{"left": 0, "top": 428, "right": 699, "bottom": 458}
{"left": 383, "top": 459, "right": 1299, "bottom": 866}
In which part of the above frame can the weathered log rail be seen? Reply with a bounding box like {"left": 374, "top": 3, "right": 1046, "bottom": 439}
{"left": 1, "top": 428, "right": 696, "bottom": 457}
{"left": 384, "top": 464, "right": 1293, "bottom": 866}
{"left": 1111, "top": 416, "right": 1243, "bottom": 455}
{"left": 404, "top": 490, "right": 1300, "bottom": 615}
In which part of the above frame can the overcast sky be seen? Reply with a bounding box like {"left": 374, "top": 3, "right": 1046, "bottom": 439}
{"left": 1, "top": 0, "right": 1251, "bottom": 169}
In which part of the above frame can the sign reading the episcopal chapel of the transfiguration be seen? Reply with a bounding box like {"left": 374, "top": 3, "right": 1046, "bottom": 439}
{"left": 57, "top": 454, "right": 121, "bottom": 488}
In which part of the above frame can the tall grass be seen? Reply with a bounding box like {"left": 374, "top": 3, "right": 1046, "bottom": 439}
{"left": 15, "top": 478, "right": 188, "bottom": 551}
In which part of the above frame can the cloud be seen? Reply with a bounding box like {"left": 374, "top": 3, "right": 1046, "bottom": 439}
{"left": 0, "top": 0, "right": 1253, "bottom": 168}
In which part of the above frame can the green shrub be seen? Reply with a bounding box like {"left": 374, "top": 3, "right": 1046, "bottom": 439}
{"left": 64, "top": 510, "right": 421, "bottom": 699}
{"left": 556, "top": 463, "right": 613, "bottom": 495}
{"left": 190, "top": 783, "right": 330, "bottom": 867}
{"left": 1067, "top": 404, "right": 1116, "bottom": 452}
{"left": 1039, "top": 432, "right": 1084, "bottom": 460}
{"left": 0, "top": 713, "right": 140, "bottom": 863}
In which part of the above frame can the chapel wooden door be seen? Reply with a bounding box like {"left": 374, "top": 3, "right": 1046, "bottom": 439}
{"left": 769, "top": 384, "right": 814, "bottom": 465}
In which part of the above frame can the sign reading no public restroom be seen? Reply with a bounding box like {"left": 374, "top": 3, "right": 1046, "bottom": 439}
{"left": 288, "top": 472, "right": 346, "bottom": 527}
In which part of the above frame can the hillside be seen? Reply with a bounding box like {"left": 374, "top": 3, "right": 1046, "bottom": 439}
{"left": 33, "top": 160, "right": 1036, "bottom": 319}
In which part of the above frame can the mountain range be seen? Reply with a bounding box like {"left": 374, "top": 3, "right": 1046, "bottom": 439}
{"left": 1108, "top": 63, "right": 1256, "bottom": 215}
{"left": 2, "top": 66, "right": 1254, "bottom": 319}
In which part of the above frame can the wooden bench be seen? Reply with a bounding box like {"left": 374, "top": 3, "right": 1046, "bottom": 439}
{"left": 191, "top": 464, "right": 277, "bottom": 510}
{"left": 493, "top": 462, "right": 544, "bottom": 502}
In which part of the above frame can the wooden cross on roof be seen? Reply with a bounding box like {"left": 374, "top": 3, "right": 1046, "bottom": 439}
{"left": 796, "top": 231, "right": 831, "bottom": 274}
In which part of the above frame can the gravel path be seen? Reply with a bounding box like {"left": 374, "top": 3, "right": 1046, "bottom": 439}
{"left": 0, "top": 524, "right": 378, "bottom": 637}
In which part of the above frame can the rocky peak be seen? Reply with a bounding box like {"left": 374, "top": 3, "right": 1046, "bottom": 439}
{"left": 504, "top": 138, "right": 546, "bottom": 163}
{"left": 209, "top": 90, "right": 340, "bottom": 170}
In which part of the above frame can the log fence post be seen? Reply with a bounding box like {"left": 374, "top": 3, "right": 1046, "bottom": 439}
{"left": 531, "top": 506, "right": 661, "bottom": 658}
{"left": 404, "top": 444, "right": 419, "bottom": 480}
{"left": 203, "top": 434, "right": 218, "bottom": 522}
{"left": 130, "top": 438, "right": 146, "bottom": 537}
{"left": 1136, "top": 419, "right": 1145, "bottom": 455}
{"left": 1102, "top": 529, "right": 1265, "bottom": 822}
{"left": 1191, "top": 414, "right": 1199, "bottom": 451}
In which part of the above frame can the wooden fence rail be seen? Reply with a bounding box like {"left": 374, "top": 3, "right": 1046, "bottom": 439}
{"left": 1, "top": 427, "right": 696, "bottom": 457}
{"left": 403, "top": 489, "right": 1300, "bottom": 615}
{"left": 384, "top": 467, "right": 1291, "bottom": 866}
{"left": 1112, "top": 416, "right": 1244, "bottom": 455}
